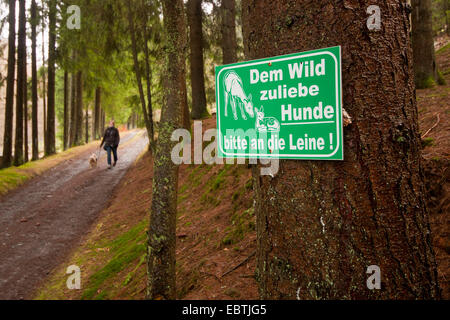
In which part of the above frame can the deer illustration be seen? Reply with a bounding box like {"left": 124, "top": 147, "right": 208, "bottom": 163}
{"left": 223, "top": 71, "right": 254, "bottom": 120}
{"left": 255, "top": 106, "right": 280, "bottom": 133}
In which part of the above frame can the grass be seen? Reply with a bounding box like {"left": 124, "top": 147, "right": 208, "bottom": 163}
{"left": 221, "top": 207, "right": 255, "bottom": 246}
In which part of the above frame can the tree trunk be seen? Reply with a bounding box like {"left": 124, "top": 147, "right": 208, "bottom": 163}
{"left": 75, "top": 71, "right": 83, "bottom": 145}
{"left": 412, "top": 0, "right": 439, "bottom": 88}
{"left": 24, "top": 49, "right": 28, "bottom": 163}
{"left": 31, "top": 0, "right": 39, "bottom": 160}
{"left": 187, "top": 0, "right": 207, "bottom": 120}
{"left": 85, "top": 103, "right": 89, "bottom": 144}
{"left": 14, "top": 0, "right": 26, "bottom": 166}
{"left": 2, "top": 0, "right": 16, "bottom": 168}
{"left": 142, "top": 14, "right": 155, "bottom": 147}
{"left": 69, "top": 71, "right": 77, "bottom": 147}
{"left": 147, "top": 0, "right": 186, "bottom": 300}
{"left": 46, "top": 0, "right": 56, "bottom": 155}
{"left": 94, "top": 87, "right": 101, "bottom": 140}
{"left": 127, "top": 0, "right": 154, "bottom": 144}
{"left": 221, "top": 0, "right": 237, "bottom": 64}
{"left": 63, "top": 71, "right": 69, "bottom": 150}
{"left": 243, "top": 0, "right": 440, "bottom": 299}
{"left": 42, "top": 13, "right": 47, "bottom": 152}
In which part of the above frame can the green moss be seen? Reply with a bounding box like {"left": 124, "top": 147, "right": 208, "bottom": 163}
{"left": 421, "top": 137, "right": 434, "bottom": 148}
{"left": 221, "top": 207, "right": 255, "bottom": 246}
{"left": 81, "top": 220, "right": 147, "bottom": 300}
{"left": 437, "top": 71, "right": 446, "bottom": 85}
{"left": 436, "top": 42, "right": 450, "bottom": 54}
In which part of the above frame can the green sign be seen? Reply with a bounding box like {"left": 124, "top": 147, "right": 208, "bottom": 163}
{"left": 215, "top": 46, "right": 343, "bottom": 160}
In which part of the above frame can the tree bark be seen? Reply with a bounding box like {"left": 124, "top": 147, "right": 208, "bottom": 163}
{"left": 75, "top": 71, "right": 84, "bottom": 146}
{"left": 45, "top": 0, "right": 56, "bottom": 155}
{"left": 42, "top": 11, "right": 47, "bottom": 152}
{"left": 24, "top": 48, "right": 28, "bottom": 163}
{"left": 412, "top": 0, "right": 439, "bottom": 88}
{"left": 69, "top": 71, "right": 77, "bottom": 147}
{"left": 187, "top": 0, "right": 207, "bottom": 120}
{"left": 14, "top": 0, "right": 26, "bottom": 166}
{"left": 221, "top": 0, "right": 237, "bottom": 64}
{"left": 142, "top": 13, "right": 155, "bottom": 147}
{"left": 2, "top": 0, "right": 16, "bottom": 168}
{"left": 147, "top": 0, "right": 186, "bottom": 300}
{"left": 94, "top": 87, "right": 101, "bottom": 140}
{"left": 63, "top": 71, "right": 69, "bottom": 150}
{"left": 85, "top": 103, "right": 89, "bottom": 144}
{"left": 243, "top": 0, "right": 440, "bottom": 299}
{"left": 127, "top": 0, "right": 154, "bottom": 145}
{"left": 31, "top": 0, "right": 39, "bottom": 160}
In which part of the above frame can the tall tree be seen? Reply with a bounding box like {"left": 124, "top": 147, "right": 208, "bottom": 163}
{"left": 187, "top": 0, "right": 207, "bottom": 119}
{"left": 221, "top": 0, "right": 237, "bottom": 64}
{"left": 147, "top": 0, "right": 187, "bottom": 300}
{"left": 93, "top": 87, "right": 101, "bottom": 140}
{"left": 31, "top": 0, "right": 39, "bottom": 160}
{"left": 63, "top": 71, "right": 69, "bottom": 150}
{"left": 412, "top": 0, "right": 440, "bottom": 88}
{"left": 46, "top": 0, "right": 56, "bottom": 155}
{"left": 14, "top": 0, "right": 26, "bottom": 166}
{"left": 243, "top": 0, "right": 440, "bottom": 299}
{"left": 41, "top": 8, "right": 47, "bottom": 152}
{"left": 2, "top": 0, "right": 16, "bottom": 168}
{"left": 75, "top": 71, "right": 84, "bottom": 146}
{"left": 142, "top": 6, "right": 155, "bottom": 147}
{"left": 69, "top": 70, "right": 77, "bottom": 147}
{"left": 127, "top": 0, "right": 154, "bottom": 148}
{"left": 24, "top": 51, "right": 28, "bottom": 163}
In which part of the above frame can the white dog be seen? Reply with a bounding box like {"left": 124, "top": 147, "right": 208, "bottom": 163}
{"left": 89, "top": 152, "right": 98, "bottom": 168}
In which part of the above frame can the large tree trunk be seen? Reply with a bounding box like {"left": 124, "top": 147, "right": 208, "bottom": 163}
{"left": 147, "top": 0, "right": 186, "bottom": 300}
{"left": 412, "top": 0, "right": 439, "bottom": 88}
{"left": 75, "top": 71, "right": 84, "bottom": 146}
{"left": 2, "top": 0, "right": 16, "bottom": 168}
{"left": 14, "top": 0, "right": 26, "bottom": 166}
{"left": 187, "top": 0, "right": 207, "bottom": 120}
{"left": 85, "top": 103, "right": 89, "bottom": 144}
{"left": 63, "top": 71, "right": 69, "bottom": 150}
{"left": 127, "top": 0, "right": 153, "bottom": 144}
{"left": 243, "top": 0, "right": 440, "bottom": 299}
{"left": 221, "top": 0, "right": 237, "bottom": 64}
{"left": 31, "top": 0, "right": 39, "bottom": 161}
{"left": 69, "top": 71, "right": 77, "bottom": 147}
{"left": 45, "top": 0, "right": 56, "bottom": 155}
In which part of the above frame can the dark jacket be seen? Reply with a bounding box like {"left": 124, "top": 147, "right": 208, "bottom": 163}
{"left": 100, "top": 126, "right": 120, "bottom": 148}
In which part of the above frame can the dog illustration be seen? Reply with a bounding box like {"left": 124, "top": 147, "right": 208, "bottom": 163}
{"left": 89, "top": 152, "right": 98, "bottom": 168}
{"left": 223, "top": 71, "right": 254, "bottom": 120}
{"left": 255, "top": 106, "right": 280, "bottom": 133}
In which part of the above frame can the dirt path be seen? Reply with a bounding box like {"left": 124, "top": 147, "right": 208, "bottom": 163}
{"left": 0, "top": 129, "right": 148, "bottom": 299}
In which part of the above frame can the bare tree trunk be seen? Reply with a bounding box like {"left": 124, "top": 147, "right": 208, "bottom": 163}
{"left": 75, "top": 71, "right": 83, "bottom": 145}
{"left": 142, "top": 15, "right": 155, "bottom": 147}
{"left": 127, "top": 0, "right": 153, "bottom": 144}
{"left": 221, "top": 0, "right": 237, "bottom": 64}
{"left": 63, "top": 71, "right": 69, "bottom": 150}
{"left": 14, "top": 0, "right": 26, "bottom": 166}
{"left": 2, "top": 0, "right": 16, "bottom": 168}
{"left": 45, "top": 0, "right": 56, "bottom": 155}
{"left": 69, "top": 71, "right": 77, "bottom": 147}
{"left": 412, "top": 0, "right": 439, "bottom": 88}
{"left": 147, "top": 0, "right": 186, "bottom": 300}
{"left": 187, "top": 0, "right": 207, "bottom": 120}
{"left": 243, "top": 0, "right": 440, "bottom": 299}
{"left": 94, "top": 87, "right": 101, "bottom": 140}
{"left": 85, "top": 103, "right": 89, "bottom": 144}
{"left": 42, "top": 14, "right": 47, "bottom": 153}
{"left": 31, "top": 0, "right": 39, "bottom": 160}
{"left": 24, "top": 51, "right": 28, "bottom": 163}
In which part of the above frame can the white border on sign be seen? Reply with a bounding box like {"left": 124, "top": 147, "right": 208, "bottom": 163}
{"left": 216, "top": 47, "right": 343, "bottom": 159}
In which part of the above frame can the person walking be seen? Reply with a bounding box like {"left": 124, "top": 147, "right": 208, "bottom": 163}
{"left": 100, "top": 119, "right": 120, "bottom": 169}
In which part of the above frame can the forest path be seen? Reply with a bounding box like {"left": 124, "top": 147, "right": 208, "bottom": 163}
{"left": 0, "top": 129, "right": 148, "bottom": 299}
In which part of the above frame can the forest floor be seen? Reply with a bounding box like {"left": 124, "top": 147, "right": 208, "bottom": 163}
{"left": 7, "top": 45, "right": 450, "bottom": 301}
{"left": 0, "top": 129, "right": 148, "bottom": 299}
{"left": 418, "top": 41, "right": 450, "bottom": 299}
